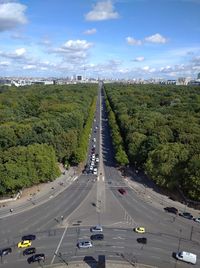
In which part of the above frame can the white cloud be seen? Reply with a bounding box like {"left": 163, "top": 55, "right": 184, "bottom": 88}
{"left": 83, "top": 28, "right": 97, "bottom": 35}
{"left": 0, "top": 47, "right": 27, "bottom": 59}
{"left": 142, "top": 66, "right": 150, "bottom": 71}
{"left": 23, "top": 64, "right": 37, "bottom": 70}
{"left": 126, "top": 36, "right": 142, "bottom": 46}
{"left": 0, "top": 60, "right": 10, "bottom": 66}
{"left": 61, "top": 40, "right": 93, "bottom": 51}
{"left": 145, "top": 33, "right": 167, "bottom": 44}
{"left": 51, "top": 39, "right": 93, "bottom": 64}
{"left": 15, "top": 47, "right": 26, "bottom": 56}
{"left": 39, "top": 37, "right": 52, "bottom": 46}
{"left": 0, "top": 2, "right": 27, "bottom": 32}
{"left": 133, "top": 56, "right": 145, "bottom": 62}
{"left": 85, "top": 0, "right": 119, "bottom": 21}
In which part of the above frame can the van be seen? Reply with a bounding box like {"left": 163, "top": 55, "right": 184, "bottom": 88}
{"left": 176, "top": 251, "right": 197, "bottom": 264}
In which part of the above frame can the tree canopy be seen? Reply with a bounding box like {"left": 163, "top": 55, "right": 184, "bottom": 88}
{"left": 0, "top": 83, "right": 97, "bottom": 195}
{"left": 105, "top": 83, "right": 200, "bottom": 201}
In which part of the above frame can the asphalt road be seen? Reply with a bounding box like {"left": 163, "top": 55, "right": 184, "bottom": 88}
{"left": 0, "top": 82, "right": 200, "bottom": 268}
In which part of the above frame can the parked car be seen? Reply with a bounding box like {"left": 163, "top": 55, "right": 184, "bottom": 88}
{"left": 27, "top": 253, "right": 45, "bottom": 263}
{"left": 22, "top": 234, "right": 36, "bottom": 241}
{"left": 194, "top": 217, "right": 200, "bottom": 223}
{"left": 164, "top": 207, "right": 178, "bottom": 214}
{"left": 18, "top": 240, "right": 31, "bottom": 248}
{"left": 91, "top": 225, "right": 103, "bottom": 232}
{"left": 91, "top": 234, "right": 104, "bottom": 241}
{"left": 23, "top": 247, "right": 36, "bottom": 256}
{"left": 179, "top": 212, "right": 193, "bottom": 220}
{"left": 134, "top": 227, "right": 145, "bottom": 233}
{"left": 137, "top": 237, "right": 147, "bottom": 244}
{"left": 118, "top": 188, "right": 126, "bottom": 195}
{"left": 77, "top": 240, "right": 93, "bottom": 249}
{"left": 0, "top": 248, "right": 12, "bottom": 257}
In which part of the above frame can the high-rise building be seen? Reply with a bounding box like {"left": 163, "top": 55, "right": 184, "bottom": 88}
{"left": 197, "top": 73, "right": 200, "bottom": 79}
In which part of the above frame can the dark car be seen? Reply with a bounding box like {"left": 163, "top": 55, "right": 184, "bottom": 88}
{"left": 0, "top": 248, "right": 12, "bottom": 257}
{"left": 82, "top": 169, "right": 88, "bottom": 174}
{"left": 137, "top": 238, "right": 147, "bottom": 244}
{"left": 23, "top": 247, "right": 36, "bottom": 256}
{"left": 118, "top": 188, "right": 126, "bottom": 195}
{"left": 164, "top": 207, "right": 178, "bottom": 214}
{"left": 179, "top": 212, "right": 193, "bottom": 220}
{"left": 22, "top": 234, "right": 36, "bottom": 241}
{"left": 91, "top": 234, "right": 104, "bottom": 241}
{"left": 27, "top": 253, "right": 45, "bottom": 263}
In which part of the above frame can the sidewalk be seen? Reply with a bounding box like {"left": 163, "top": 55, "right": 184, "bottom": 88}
{"left": 0, "top": 167, "right": 77, "bottom": 218}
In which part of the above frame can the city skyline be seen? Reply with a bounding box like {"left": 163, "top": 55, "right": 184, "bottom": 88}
{"left": 0, "top": 0, "right": 200, "bottom": 78}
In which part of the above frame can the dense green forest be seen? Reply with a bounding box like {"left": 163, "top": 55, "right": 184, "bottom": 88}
{"left": 105, "top": 83, "right": 200, "bottom": 201}
{"left": 0, "top": 84, "right": 97, "bottom": 195}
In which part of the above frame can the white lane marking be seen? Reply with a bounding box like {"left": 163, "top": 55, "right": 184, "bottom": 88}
{"left": 113, "top": 229, "right": 127, "bottom": 232}
{"left": 112, "top": 237, "right": 125, "bottom": 240}
{"left": 97, "top": 176, "right": 99, "bottom": 181}
{"left": 51, "top": 223, "right": 68, "bottom": 264}
{"left": 102, "top": 176, "right": 104, "bottom": 181}
{"left": 73, "top": 176, "right": 78, "bottom": 181}
{"left": 111, "top": 246, "right": 124, "bottom": 249}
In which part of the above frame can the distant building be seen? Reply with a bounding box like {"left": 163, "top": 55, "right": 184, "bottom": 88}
{"left": 0, "top": 79, "right": 12, "bottom": 86}
{"left": 76, "top": 75, "right": 82, "bottom": 81}
{"left": 198, "top": 73, "right": 200, "bottom": 79}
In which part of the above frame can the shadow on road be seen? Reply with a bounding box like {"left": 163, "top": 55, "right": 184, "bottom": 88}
{"left": 83, "top": 256, "right": 97, "bottom": 267}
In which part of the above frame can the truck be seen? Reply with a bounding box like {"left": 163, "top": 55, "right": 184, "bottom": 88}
{"left": 176, "top": 251, "right": 197, "bottom": 264}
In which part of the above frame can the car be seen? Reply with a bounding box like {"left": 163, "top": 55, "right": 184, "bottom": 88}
{"left": 179, "top": 212, "right": 193, "bottom": 220}
{"left": 164, "top": 207, "right": 178, "bottom": 214}
{"left": 91, "top": 225, "right": 103, "bottom": 232}
{"left": 18, "top": 240, "right": 32, "bottom": 248}
{"left": 134, "top": 227, "right": 145, "bottom": 233}
{"left": 93, "top": 138, "right": 96, "bottom": 142}
{"left": 194, "top": 217, "right": 200, "bottom": 223}
{"left": 91, "top": 234, "right": 104, "bottom": 241}
{"left": 91, "top": 161, "right": 95, "bottom": 166}
{"left": 82, "top": 169, "right": 88, "bottom": 174}
{"left": 95, "top": 157, "right": 99, "bottom": 163}
{"left": 77, "top": 240, "right": 93, "bottom": 249}
{"left": 118, "top": 188, "right": 126, "bottom": 195}
{"left": 137, "top": 237, "right": 147, "bottom": 244}
{"left": 93, "top": 170, "right": 97, "bottom": 175}
{"left": 92, "top": 144, "right": 96, "bottom": 148}
{"left": 22, "top": 234, "right": 36, "bottom": 241}
{"left": 23, "top": 247, "right": 36, "bottom": 256}
{"left": 89, "top": 165, "right": 93, "bottom": 171}
{"left": 27, "top": 253, "right": 45, "bottom": 263}
{"left": 0, "top": 248, "right": 12, "bottom": 257}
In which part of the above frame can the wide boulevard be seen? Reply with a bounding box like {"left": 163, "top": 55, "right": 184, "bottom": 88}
{"left": 0, "top": 83, "right": 200, "bottom": 267}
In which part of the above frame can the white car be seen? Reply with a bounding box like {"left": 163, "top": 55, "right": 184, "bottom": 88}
{"left": 95, "top": 157, "right": 99, "bottom": 163}
{"left": 91, "top": 161, "right": 95, "bottom": 166}
{"left": 89, "top": 166, "right": 93, "bottom": 171}
{"left": 91, "top": 225, "right": 103, "bottom": 232}
{"left": 77, "top": 241, "right": 93, "bottom": 249}
{"left": 194, "top": 217, "right": 200, "bottom": 223}
{"left": 93, "top": 138, "right": 96, "bottom": 142}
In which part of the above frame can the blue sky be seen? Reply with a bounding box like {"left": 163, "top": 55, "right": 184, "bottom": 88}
{"left": 0, "top": 0, "right": 200, "bottom": 79}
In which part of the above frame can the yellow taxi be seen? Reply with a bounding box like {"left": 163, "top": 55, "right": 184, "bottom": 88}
{"left": 17, "top": 240, "right": 32, "bottom": 248}
{"left": 134, "top": 227, "right": 145, "bottom": 233}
